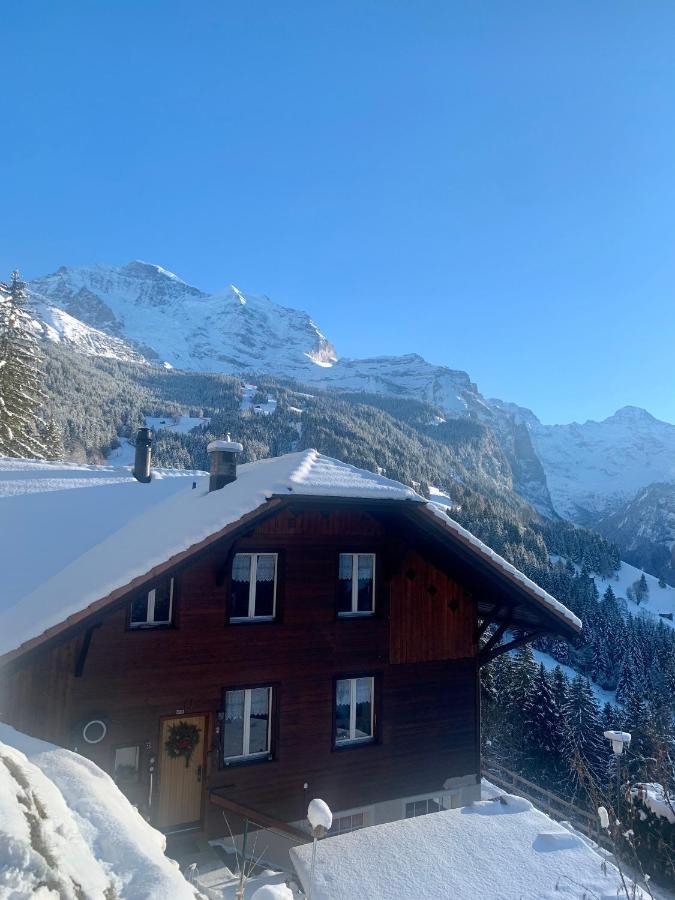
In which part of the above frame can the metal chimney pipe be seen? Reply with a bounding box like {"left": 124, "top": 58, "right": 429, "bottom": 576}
{"left": 133, "top": 427, "right": 153, "bottom": 483}
{"left": 207, "top": 433, "right": 243, "bottom": 492}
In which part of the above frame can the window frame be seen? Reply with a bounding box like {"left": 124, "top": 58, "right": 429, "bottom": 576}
{"left": 128, "top": 577, "right": 175, "bottom": 629}
{"left": 333, "top": 674, "right": 377, "bottom": 749}
{"left": 329, "top": 809, "right": 369, "bottom": 836}
{"left": 221, "top": 684, "right": 275, "bottom": 765}
{"left": 403, "top": 795, "right": 448, "bottom": 818}
{"left": 229, "top": 552, "right": 279, "bottom": 623}
{"left": 112, "top": 744, "right": 141, "bottom": 784}
{"left": 337, "top": 552, "right": 376, "bottom": 617}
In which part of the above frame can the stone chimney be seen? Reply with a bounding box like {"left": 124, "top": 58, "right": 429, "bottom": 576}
{"left": 207, "top": 433, "right": 243, "bottom": 492}
{"left": 133, "top": 427, "right": 153, "bottom": 483}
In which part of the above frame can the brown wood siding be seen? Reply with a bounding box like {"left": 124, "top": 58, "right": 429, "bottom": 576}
{"left": 0, "top": 505, "right": 480, "bottom": 833}
{"left": 0, "top": 634, "right": 80, "bottom": 745}
{"left": 389, "top": 549, "right": 475, "bottom": 664}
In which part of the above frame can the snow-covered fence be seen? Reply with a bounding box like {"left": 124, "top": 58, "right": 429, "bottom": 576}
{"left": 483, "top": 761, "right": 612, "bottom": 849}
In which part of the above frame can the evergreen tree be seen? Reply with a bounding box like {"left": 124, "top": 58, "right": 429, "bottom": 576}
{"left": 634, "top": 572, "right": 649, "bottom": 605}
{"left": 524, "top": 665, "right": 565, "bottom": 777}
{"left": 43, "top": 417, "right": 65, "bottom": 460}
{"left": 550, "top": 665, "right": 570, "bottom": 711}
{"left": 0, "top": 272, "right": 47, "bottom": 457}
{"left": 563, "top": 675, "right": 606, "bottom": 787}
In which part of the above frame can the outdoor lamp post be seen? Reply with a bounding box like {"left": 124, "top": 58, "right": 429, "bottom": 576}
{"left": 307, "top": 799, "right": 332, "bottom": 900}
{"left": 604, "top": 730, "right": 631, "bottom": 821}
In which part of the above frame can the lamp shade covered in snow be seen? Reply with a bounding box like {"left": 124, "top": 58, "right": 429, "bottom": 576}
{"left": 603, "top": 730, "right": 632, "bottom": 755}
{"left": 308, "top": 798, "right": 333, "bottom": 833}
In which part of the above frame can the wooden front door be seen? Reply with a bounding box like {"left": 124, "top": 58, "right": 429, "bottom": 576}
{"left": 156, "top": 715, "right": 206, "bottom": 830}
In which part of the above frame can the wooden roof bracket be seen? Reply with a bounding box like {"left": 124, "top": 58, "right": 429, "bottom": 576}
{"left": 478, "top": 629, "right": 543, "bottom": 668}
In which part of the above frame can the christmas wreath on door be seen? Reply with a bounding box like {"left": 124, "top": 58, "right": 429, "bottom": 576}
{"left": 165, "top": 721, "right": 201, "bottom": 768}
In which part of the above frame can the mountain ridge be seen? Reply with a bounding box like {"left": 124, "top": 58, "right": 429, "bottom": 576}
{"left": 15, "top": 260, "right": 675, "bottom": 576}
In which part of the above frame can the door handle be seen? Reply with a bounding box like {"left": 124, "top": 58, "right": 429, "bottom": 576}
{"left": 196, "top": 764, "right": 203, "bottom": 783}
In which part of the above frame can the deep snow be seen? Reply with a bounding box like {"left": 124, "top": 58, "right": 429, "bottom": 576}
{"left": 0, "top": 723, "right": 198, "bottom": 899}
{"left": 291, "top": 783, "right": 649, "bottom": 900}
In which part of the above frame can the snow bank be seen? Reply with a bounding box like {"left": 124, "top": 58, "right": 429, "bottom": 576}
{"left": 291, "top": 787, "right": 646, "bottom": 900}
{"left": 250, "top": 884, "right": 294, "bottom": 899}
{"left": 633, "top": 783, "right": 675, "bottom": 825}
{"left": 0, "top": 723, "right": 198, "bottom": 899}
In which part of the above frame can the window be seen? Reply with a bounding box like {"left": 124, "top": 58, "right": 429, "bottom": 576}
{"left": 338, "top": 554, "right": 375, "bottom": 615}
{"left": 335, "top": 677, "right": 374, "bottom": 745}
{"left": 223, "top": 686, "right": 273, "bottom": 762}
{"left": 329, "top": 811, "right": 367, "bottom": 835}
{"left": 405, "top": 797, "right": 446, "bottom": 818}
{"left": 130, "top": 578, "right": 174, "bottom": 627}
{"left": 230, "top": 553, "right": 277, "bottom": 621}
{"left": 113, "top": 745, "right": 140, "bottom": 784}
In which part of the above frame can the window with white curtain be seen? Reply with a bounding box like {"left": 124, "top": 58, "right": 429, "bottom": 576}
{"left": 230, "top": 553, "right": 277, "bottom": 621}
{"left": 335, "top": 676, "right": 375, "bottom": 745}
{"left": 129, "top": 577, "right": 174, "bottom": 627}
{"left": 338, "top": 554, "right": 375, "bottom": 615}
{"left": 223, "top": 686, "right": 273, "bottom": 762}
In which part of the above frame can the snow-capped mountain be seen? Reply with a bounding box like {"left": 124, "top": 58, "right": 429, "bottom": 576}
{"left": 29, "top": 262, "right": 336, "bottom": 374}
{"left": 496, "top": 402, "right": 675, "bottom": 523}
{"left": 597, "top": 481, "right": 675, "bottom": 578}
{"left": 23, "top": 260, "right": 675, "bottom": 546}
{"left": 26, "top": 261, "right": 558, "bottom": 515}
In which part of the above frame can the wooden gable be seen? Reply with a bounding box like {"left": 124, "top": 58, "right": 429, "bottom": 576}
{"left": 389, "top": 548, "right": 475, "bottom": 664}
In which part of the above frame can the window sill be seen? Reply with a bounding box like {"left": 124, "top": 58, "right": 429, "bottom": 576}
{"left": 229, "top": 616, "right": 276, "bottom": 625}
{"left": 223, "top": 752, "right": 273, "bottom": 768}
{"left": 333, "top": 737, "right": 376, "bottom": 751}
{"left": 337, "top": 612, "right": 375, "bottom": 619}
{"left": 128, "top": 622, "right": 174, "bottom": 631}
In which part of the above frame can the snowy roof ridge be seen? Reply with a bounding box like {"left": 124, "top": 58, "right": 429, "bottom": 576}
{"left": 0, "top": 450, "right": 579, "bottom": 659}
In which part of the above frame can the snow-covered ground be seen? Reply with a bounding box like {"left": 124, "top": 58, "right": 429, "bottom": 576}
{"left": 240, "top": 383, "right": 258, "bottom": 411}
{"left": 531, "top": 648, "right": 618, "bottom": 708}
{"left": 291, "top": 781, "right": 652, "bottom": 900}
{"left": 106, "top": 416, "right": 211, "bottom": 465}
{"left": 0, "top": 723, "right": 198, "bottom": 899}
{"left": 146, "top": 415, "right": 211, "bottom": 434}
{"left": 252, "top": 397, "right": 277, "bottom": 416}
{"left": 428, "top": 484, "right": 455, "bottom": 509}
{"left": 594, "top": 560, "right": 675, "bottom": 627}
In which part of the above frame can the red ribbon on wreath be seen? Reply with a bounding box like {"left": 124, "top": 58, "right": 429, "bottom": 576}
{"left": 165, "top": 721, "right": 201, "bottom": 768}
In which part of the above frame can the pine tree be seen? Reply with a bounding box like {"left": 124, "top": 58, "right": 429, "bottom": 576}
{"left": 507, "top": 645, "right": 538, "bottom": 747}
{"left": 562, "top": 675, "right": 606, "bottom": 788}
{"left": 551, "top": 665, "right": 570, "bottom": 711}
{"left": 524, "top": 665, "right": 565, "bottom": 778}
{"left": 0, "top": 272, "right": 47, "bottom": 457}
{"left": 43, "top": 417, "right": 65, "bottom": 460}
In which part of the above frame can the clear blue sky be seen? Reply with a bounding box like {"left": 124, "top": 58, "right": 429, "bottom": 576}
{"left": 2, "top": 2, "right": 674, "bottom": 425}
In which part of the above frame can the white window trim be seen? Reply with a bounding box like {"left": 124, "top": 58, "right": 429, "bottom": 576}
{"left": 130, "top": 578, "right": 174, "bottom": 627}
{"left": 338, "top": 553, "right": 376, "bottom": 617}
{"left": 224, "top": 686, "right": 273, "bottom": 763}
{"left": 329, "top": 808, "right": 370, "bottom": 835}
{"left": 402, "top": 792, "right": 448, "bottom": 818}
{"left": 230, "top": 553, "right": 278, "bottom": 622}
{"left": 336, "top": 676, "right": 375, "bottom": 745}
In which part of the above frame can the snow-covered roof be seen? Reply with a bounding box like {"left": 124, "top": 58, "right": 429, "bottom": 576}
{"left": 290, "top": 783, "right": 646, "bottom": 900}
{"left": 425, "top": 502, "right": 582, "bottom": 632}
{"left": 0, "top": 722, "right": 198, "bottom": 898}
{"left": 0, "top": 449, "right": 579, "bottom": 660}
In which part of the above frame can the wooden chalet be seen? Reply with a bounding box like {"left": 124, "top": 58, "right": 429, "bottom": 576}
{"left": 0, "top": 438, "right": 581, "bottom": 846}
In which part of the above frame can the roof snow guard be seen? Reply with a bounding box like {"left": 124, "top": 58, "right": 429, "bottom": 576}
{"left": 0, "top": 450, "right": 580, "bottom": 664}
